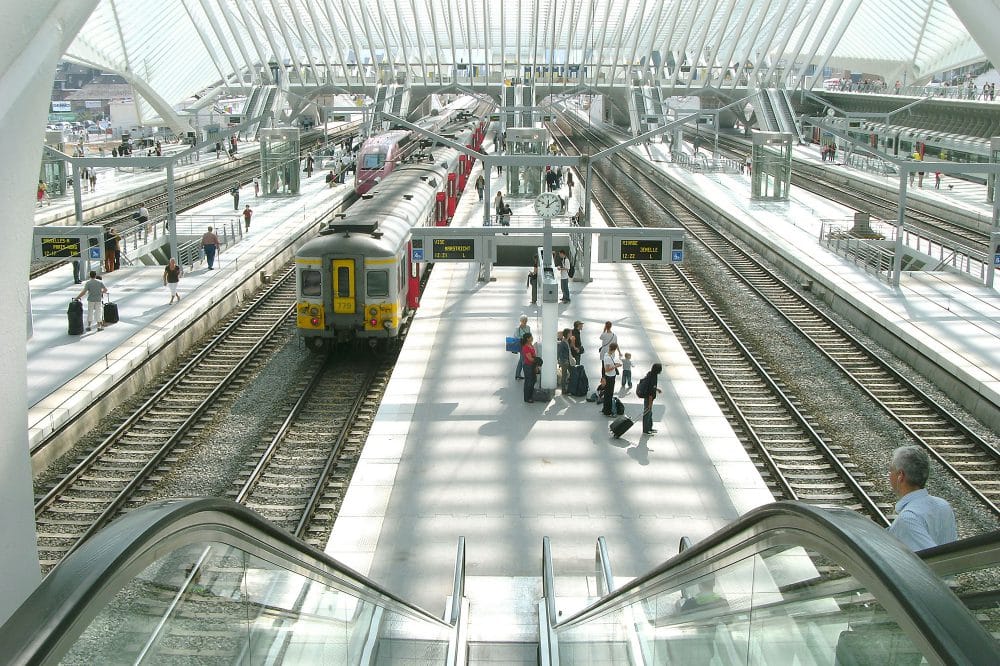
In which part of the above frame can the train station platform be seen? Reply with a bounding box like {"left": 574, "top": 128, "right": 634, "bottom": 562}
{"left": 646, "top": 142, "right": 1000, "bottom": 431}
{"left": 26, "top": 164, "right": 352, "bottom": 468}
{"left": 323, "top": 158, "right": 774, "bottom": 622}
{"left": 32, "top": 139, "right": 263, "bottom": 227}
{"left": 789, "top": 139, "right": 996, "bottom": 224}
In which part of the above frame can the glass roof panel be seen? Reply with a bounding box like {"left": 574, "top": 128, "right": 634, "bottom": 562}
{"left": 63, "top": 0, "right": 987, "bottom": 125}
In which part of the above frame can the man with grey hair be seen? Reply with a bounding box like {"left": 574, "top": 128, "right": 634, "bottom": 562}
{"left": 887, "top": 445, "right": 957, "bottom": 551}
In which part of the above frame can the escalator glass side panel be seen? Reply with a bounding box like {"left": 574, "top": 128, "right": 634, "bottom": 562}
{"left": 551, "top": 502, "right": 998, "bottom": 664}
{"left": 0, "top": 499, "right": 453, "bottom": 665}
{"left": 58, "top": 541, "right": 450, "bottom": 666}
{"left": 558, "top": 544, "right": 921, "bottom": 664}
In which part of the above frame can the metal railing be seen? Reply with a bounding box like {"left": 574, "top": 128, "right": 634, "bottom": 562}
{"left": 820, "top": 219, "right": 991, "bottom": 285}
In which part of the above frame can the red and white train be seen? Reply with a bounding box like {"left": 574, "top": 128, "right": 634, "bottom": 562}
{"left": 355, "top": 97, "right": 488, "bottom": 196}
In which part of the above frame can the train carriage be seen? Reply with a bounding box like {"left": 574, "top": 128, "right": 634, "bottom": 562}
{"left": 819, "top": 117, "right": 990, "bottom": 182}
{"left": 296, "top": 149, "right": 469, "bottom": 350}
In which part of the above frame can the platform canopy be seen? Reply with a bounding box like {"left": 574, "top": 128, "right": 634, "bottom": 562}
{"left": 64, "top": 0, "right": 988, "bottom": 124}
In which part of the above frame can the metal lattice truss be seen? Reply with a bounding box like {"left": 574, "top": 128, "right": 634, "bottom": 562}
{"left": 65, "top": 0, "right": 985, "bottom": 125}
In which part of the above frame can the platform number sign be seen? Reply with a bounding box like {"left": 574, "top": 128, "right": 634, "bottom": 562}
{"left": 672, "top": 240, "right": 684, "bottom": 262}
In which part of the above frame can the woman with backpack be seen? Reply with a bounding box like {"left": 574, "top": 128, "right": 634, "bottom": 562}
{"left": 636, "top": 363, "right": 663, "bottom": 435}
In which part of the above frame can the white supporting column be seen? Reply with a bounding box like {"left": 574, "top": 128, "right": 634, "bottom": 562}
{"left": 0, "top": 0, "right": 99, "bottom": 625}
{"left": 948, "top": 0, "right": 1000, "bottom": 80}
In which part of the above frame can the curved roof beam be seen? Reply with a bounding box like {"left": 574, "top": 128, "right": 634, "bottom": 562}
{"left": 947, "top": 0, "right": 1000, "bottom": 81}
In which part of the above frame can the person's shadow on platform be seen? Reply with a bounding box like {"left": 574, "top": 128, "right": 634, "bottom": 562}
{"left": 627, "top": 439, "right": 651, "bottom": 466}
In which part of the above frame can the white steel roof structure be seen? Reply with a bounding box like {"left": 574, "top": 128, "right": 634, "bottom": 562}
{"left": 60, "top": 0, "right": 993, "bottom": 126}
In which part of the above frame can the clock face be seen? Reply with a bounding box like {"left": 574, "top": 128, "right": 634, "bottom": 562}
{"left": 534, "top": 192, "right": 562, "bottom": 218}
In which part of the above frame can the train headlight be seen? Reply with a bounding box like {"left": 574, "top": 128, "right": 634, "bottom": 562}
{"left": 309, "top": 306, "right": 320, "bottom": 317}
{"left": 368, "top": 306, "right": 379, "bottom": 318}
{"left": 383, "top": 320, "right": 393, "bottom": 330}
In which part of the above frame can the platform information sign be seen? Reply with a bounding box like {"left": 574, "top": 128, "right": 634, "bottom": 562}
{"left": 620, "top": 239, "right": 662, "bottom": 262}
{"left": 432, "top": 238, "right": 476, "bottom": 261}
{"left": 33, "top": 226, "right": 104, "bottom": 262}
{"left": 39, "top": 237, "right": 83, "bottom": 259}
{"left": 599, "top": 228, "right": 685, "bottom": 264}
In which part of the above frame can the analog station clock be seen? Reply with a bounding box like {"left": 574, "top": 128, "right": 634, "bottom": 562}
{"left": 533, "top": 192, "right": 563, "bottom": 218}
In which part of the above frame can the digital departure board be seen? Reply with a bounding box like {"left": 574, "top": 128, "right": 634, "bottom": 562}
{"left": 39, "top": 237, "right": 83, "bottom": 259}
{"left": 432, "top": 238, "right": 476, "bottom": 261}
{"left": 620, "top": 239, "right": 663, "bottom": 262}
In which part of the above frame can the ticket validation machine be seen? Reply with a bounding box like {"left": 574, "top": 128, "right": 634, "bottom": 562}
{"left": 540, "top": 247, "right": 558, "bottom": 303}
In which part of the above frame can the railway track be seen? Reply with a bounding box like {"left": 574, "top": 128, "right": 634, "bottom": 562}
{"left": 232, "top": 354, "right": 392, "bottom": 547}
{"left": 710, "top": 133, "right": 990, "bottom": 251}
{"left": 33, "top": 265, "right": 299, "bottom": 572}
{"left": 555, "top": 116, "right": 1000, "bottom": 525}
{"left": 58, "top": 297, "right": 414, "bottom": 664}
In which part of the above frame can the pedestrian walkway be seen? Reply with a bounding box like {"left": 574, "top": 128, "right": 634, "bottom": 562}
{"left": 27, "top": 163, "right": 353, "bottom": 457}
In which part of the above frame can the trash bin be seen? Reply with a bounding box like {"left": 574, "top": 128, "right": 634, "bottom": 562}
{"left": 68, "top": 299, "right": 84, "bottom": 335}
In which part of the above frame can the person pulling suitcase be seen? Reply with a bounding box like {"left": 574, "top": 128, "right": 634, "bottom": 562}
{"left": 75, "top": 271, "right": 108, "bottom": 332}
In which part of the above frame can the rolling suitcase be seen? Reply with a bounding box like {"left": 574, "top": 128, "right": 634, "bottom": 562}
{"left": 67, "top": 299, "right": 84, "bottom": 336}
{"left": 102, "top": 300, "right": 119, "bottom": 325}
{"left": 610, "top": 414, "right": 635, "bottom": 438}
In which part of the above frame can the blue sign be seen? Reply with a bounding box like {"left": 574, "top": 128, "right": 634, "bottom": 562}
{"left": 411, "top": 248, "right": 424, "bottom": 262}
{"left": 89, "top": 246, "right": 101, "bottom": 260}
{"left": 994, "top": 254, "right": 1000, "bottom": 266}
{"left": 672, "top": 250, "right": 684, "bottom": 262}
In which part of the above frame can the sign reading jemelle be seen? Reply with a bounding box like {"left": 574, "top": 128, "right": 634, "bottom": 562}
{"left": 432, "top": 238, "right": 475, "bottom": 261}
{"left": 620, "top": 239, "right": 663, "bottom": 262}
{"left": 39, "top": 236, "right": 84, "bottom": 259}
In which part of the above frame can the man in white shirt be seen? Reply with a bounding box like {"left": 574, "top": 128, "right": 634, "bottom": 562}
{"left": 886, "top": 445, "right": 957, "bottom": 551}
{"left": 558, "top": 249, "right": 571, "bottom": 303}
{"left": 601, "top": 342, "right": 621, "bottom": 417}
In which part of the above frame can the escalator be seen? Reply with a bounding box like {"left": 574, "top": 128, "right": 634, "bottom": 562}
{"left": 1, "top": 498, "right": 996, "bottom": 664}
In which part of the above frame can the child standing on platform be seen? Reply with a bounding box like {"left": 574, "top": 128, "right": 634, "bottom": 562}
{"left": 622, "top": 352, "right": 633, "bottom": 388}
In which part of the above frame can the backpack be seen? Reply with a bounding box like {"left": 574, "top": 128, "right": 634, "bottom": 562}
{"left": 567, "top": 255, "right": 576, "bottom": 278}
{"left": 636, "top": 375, "right": 651, "bottom": 398}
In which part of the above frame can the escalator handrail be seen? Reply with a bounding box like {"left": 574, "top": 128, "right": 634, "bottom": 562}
{"left": 0, "top": 497, "right": 451, "bottom": 665}
{"left": 552, "top": 500, "right": 999, "bottom": 664}
{"left": 918, "top": 528, "right": 1000, "bottom": 575}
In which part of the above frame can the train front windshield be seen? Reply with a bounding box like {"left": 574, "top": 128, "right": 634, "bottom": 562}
{"left": 361, "top": 152, "right": 386, "bottom": 170}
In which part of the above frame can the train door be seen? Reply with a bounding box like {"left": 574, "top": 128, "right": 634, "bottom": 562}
{"left": 331, "top": 259, "right": 356, "bottom": 313}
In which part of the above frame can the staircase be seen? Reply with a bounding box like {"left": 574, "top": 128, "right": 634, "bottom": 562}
{"left": 754, "top": 89, "right": 780, "bottom": 132}
{"left": 628, "top": 83, "right": 671, "bottom": 137}
{"left": 245, "top": 86, "right": 278, "bottom": 139}
{"left": 372, "top": 84, "right": 411, "bottom": 131}
{"left": 499, "top": 83, "right": 535, "bottom": 129}
{"left": 769, "top": 88, "right": 799, "bottom": 138}
{"left": 756, "top": 88, "right": 799, "bottom": 137}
